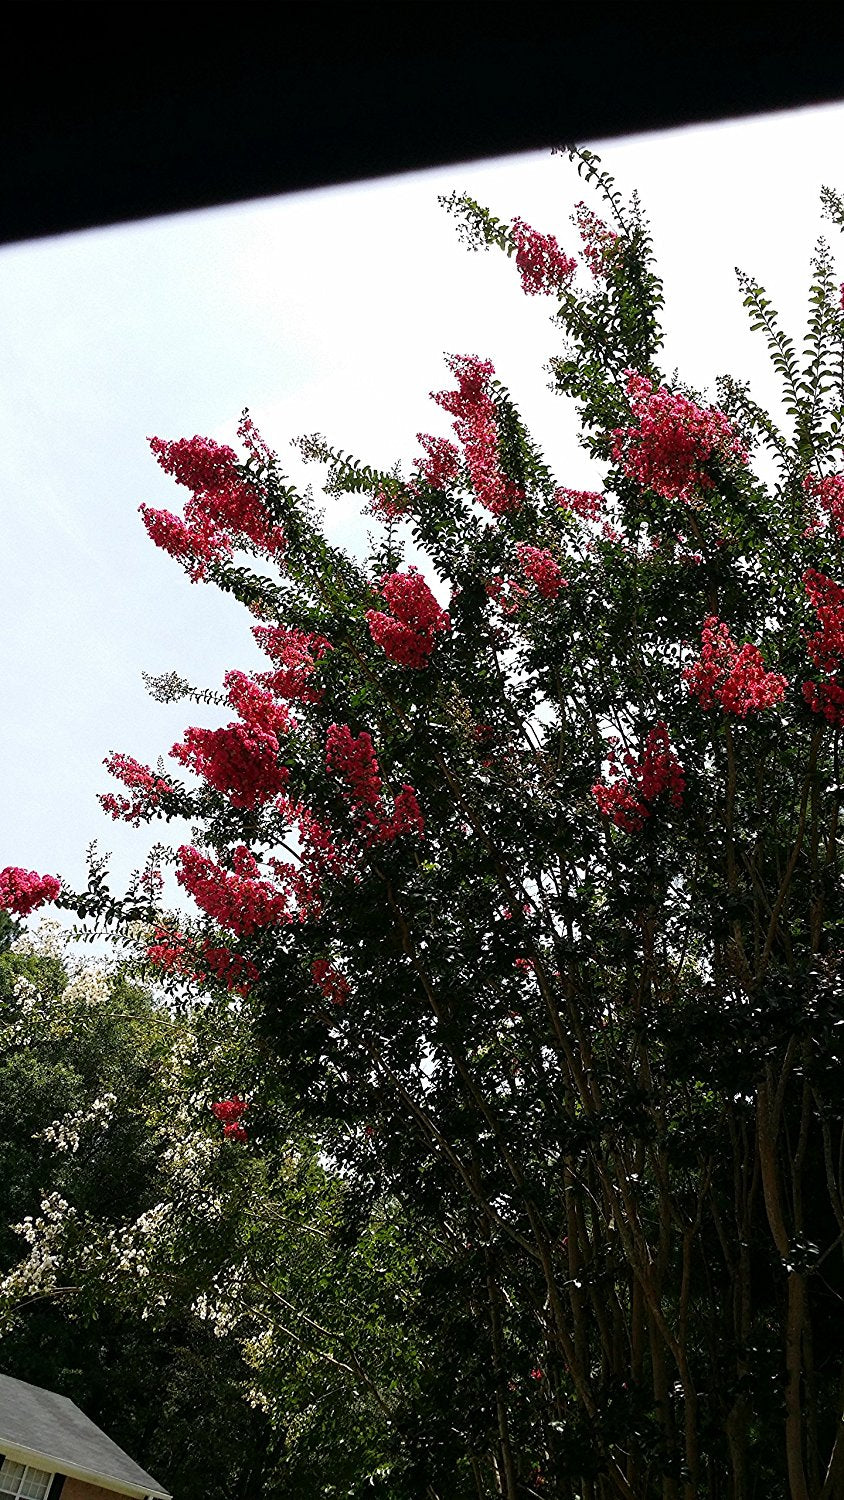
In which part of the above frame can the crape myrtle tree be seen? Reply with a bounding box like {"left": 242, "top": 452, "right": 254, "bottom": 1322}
{"left": 5, "top": 146, "right": 844, "bottom": 1497}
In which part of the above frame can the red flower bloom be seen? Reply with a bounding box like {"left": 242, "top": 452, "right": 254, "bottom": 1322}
{"left": 146, "top": 927, "right": 259, "bottom": 996}
{"left": 433, "top": 355, "right": 524, "bottom": 515}
{"left": 0, "top": 867, "right": 61, "bottom": 917}
{"left": 510, "top": 219, "right": 576, "bottom": 297}
{"left": 556, "top": 487, "right": 604, "bottom": 522}
{"left": 612, "top": 372, "right": 747, "bottom": 503}
{"left": 415, "top": 433, "right": 461, "bottom": 490}
{"left": 224, "top": 670, "right": 294, "bottom": 734}
{"left": 212, "top": 1095, "right": 247, "bottom": 1123}
{"left": 802, "top": 569, "right": 844, "bottom": 725}
{"left": 684, "top": 617, "right": 786, "bottom": 717}
{"left": 141, "top": 432, "right": 284, "bottom": 581}
{"left": 252, "top": 625, "right": 332, "bottom": 703}
{"left": 366, "top": 567, "right": 451, "bottom": 668}
{"left": 592, "top": 724, "right": 685, "bottom": 834}
{"left": 803, "top": 472, "right": 844, "bottom": 538}
{"left": 311, "top": 958, "right": 351, "bottom": 1005}
{"left": 516, "top": 544, "right": 567, "bottom": 599}
{"left": 325, "top": 725, "right": 425, "bottom": 844}
{"left": 486, "top": 574, "right": 529, "bottom": 616}
{"left": 171, "top": 721, "right": 288, "bottom": 810}
{"left": 212, "top": 1096, "right": 248, "bottom": 1143}
{"left": 574, "top": 201, "right": 619, "bottom": 279}
{"left": 100, "top": 752, "right": 172, "bottom": 827}
{"left": 176, "top": 845, "right": 290, "bottom": 935}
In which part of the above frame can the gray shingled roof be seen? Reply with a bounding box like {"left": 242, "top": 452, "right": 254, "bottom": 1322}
{"left": 0, "top": 1374, "right": 170, "bottom": 1497}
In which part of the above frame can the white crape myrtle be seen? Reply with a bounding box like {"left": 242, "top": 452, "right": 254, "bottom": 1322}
{"left": 0, "top": 1194, "right": 77, "bottom": 1324}
{"left": 0, "top": 920, "right": 247, "bottom": 1327}
{"left": 37, "top": 1093, "right": 117, "bottom": 1154}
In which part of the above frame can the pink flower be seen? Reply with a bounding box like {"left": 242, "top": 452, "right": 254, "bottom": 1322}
{"left": 556, "top": 487, "right": 604, "bottom": 522}
{"left": 325, "top": 725, "right": 383, "bottom": 813}
{"left": 368, "top": 487, "right": 412, "bottom": 522}
{"left": 803, "top": 472, "right": 844, "bottom": 539}
{"left": 142, "top": 432, "right": 284, "bottom": 580}
{"left": 325, "top": 725, "right": 425, "bottom": 844}
{"left": 252, "top": 625, "right": 332, "bottom": 703}
{"left": 611, "top": 371, "right": 747, "bottom": 503}
{"left": 516, "top": 544, "right": 567, "bottom": 599}
{"left": 212, "top": 1097, "right": 248, "bottom": 1143}
{"left": 802, "top": 569, "right": 844, "bottom": 726}
{"left": 433, "top": 355, "right": 524, "bottom": 515}
{"left": 311, "top": 959, "right": 351, "bottom": 1005}
{"left": 574, "top": 201, "right": 619, "bottom": 279}
{"left": 684, "top": 617, "right": 786, "bottom": 717}
{"left": 510, "top": 219, "right": 577, "bottom": 297}
{"left": 100, "top": 752, "right": 172, "bottom": 827}
{"left": 200, "top": 943, "right": 259, "bottom": 995}
{"left": 211, "top": 1096, "right": 247, "bottom": 1124}
{"left": 171, "top": 721, "right": 288, "bottom": 810}
{"left": 592, "top": 724, "right": 685, "bottom": 834}
{"left": 138, "top": 506, "right": 230, "bottom": 580}
{"left": 366, "top": 567, "right": 451, "bottom": 668}
{"left": 176, "top": 845, "right": 290, "bottom": 935}
{"left": 237, "top": 410, "right": 276, "bottom": 465}
{"left": 0, "top": 867, "right": 61, "bottom": 916}
{"left": 224, "top": 670, "right": 295, "bottom": 734}
{"left": 486, "top": 574, "right": 529, "bottom": 616}
{"left": 415, "top": 434, "right": 461, "bottom": 490}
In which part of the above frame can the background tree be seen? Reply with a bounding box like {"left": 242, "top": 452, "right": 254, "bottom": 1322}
{"left": 0, "top": 920, "right": 430, "bottom": 1498}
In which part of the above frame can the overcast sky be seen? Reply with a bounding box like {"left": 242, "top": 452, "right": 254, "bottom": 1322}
{"left": 4, "top": 101, "right": 844, "bottom": 911}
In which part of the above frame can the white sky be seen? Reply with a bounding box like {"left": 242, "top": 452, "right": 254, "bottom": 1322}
{"left": 4, "top": 100, "right": 844, "bottom": 906}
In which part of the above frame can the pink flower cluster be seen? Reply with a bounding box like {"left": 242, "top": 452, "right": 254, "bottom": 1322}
{"left": 169, "top": 659, "right": 297, "bottom": 811}
{"left": 140, "top": 433, "right": 284, "bottom": 580}
{"left": 325, "top": 724, "right": 425, "bottom": 844}
{"left": 224, "top": 669, "right": 294, "bottom": 734}
{"left": 415, "top": 434, "right": 461, "bottom": 490}
{"left": 0, "top": 866, "right": 61, "bottom": 916}
{"left": 237, "top": 410, "right": 275, "bottom": 466}
{"left": 592, "top": 723, "right": 685, "bottom": 834}
{"left": 684, "top": 617, "right": 787, "bottom": 717}
{"left": 574, "top": 201, "right": 619, "bottom": 279}
{"left": 611, "top": 372, "right": 747, "bottom": 503}
{"left": 556, "top": 487, "right": 604, "bottom": 522}
{"left": 368, "top": 488, "right": 412, "bottom": 523}
{"left": 311, "top": 958, "right": 350, "bottom": 1006}
{"left": 252, "top": 625, "right": 332, "bottom": 703}
{"left": 433, "top": 355, "right": 524, "bottom": 516}
{"left": 146, "top": 927, "right": 259, "bottom": 997}
{"left": 171, "top": 721, "right": 288, "bottom": 810}
{"left": 803, "top": 472, "right": 844, "bottom": 539}
{"left": 176, "top": 845, "right": 290, "bottom": 935}
{"left": 211, "top": 1096, "right": 248, "bottom": 1144}
{"left": 366, "top": 567, "right": 451, "bottom": 668}
{"left": 486, "top": 574, "right": 529, "bottom": 616}
{"left": 100, "top": 753, "right": 172, "bottom": 827}
{"left": 510, "top": 218, "right": 577, "bottom": 297}
{"left": 802, "top": 568, "right": 844, "bottom": 725}
{"left": 516, "top": 544, "right": 567, "bottom": 599}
